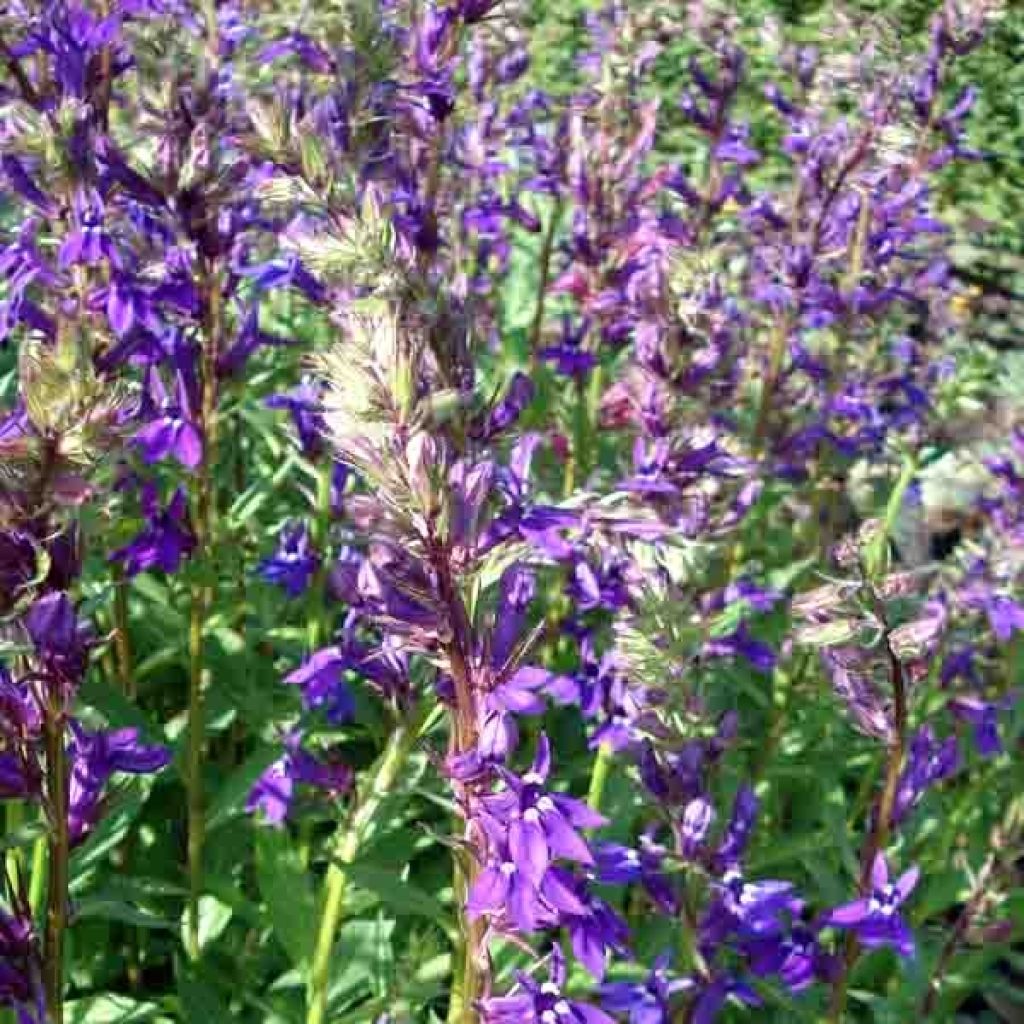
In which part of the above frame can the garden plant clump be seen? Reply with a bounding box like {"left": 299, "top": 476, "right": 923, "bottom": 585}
{"left": 0, "top": 1, "right": 1022, "bottom": 1023}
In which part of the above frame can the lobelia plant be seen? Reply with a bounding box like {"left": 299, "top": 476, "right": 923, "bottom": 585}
{"left": 0, "top": 0, "right": 1022, "bottom": 1023}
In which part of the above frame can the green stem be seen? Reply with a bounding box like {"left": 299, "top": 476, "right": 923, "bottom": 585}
{"left": 112, "top": 563, "right": 134, "bottom": 698}
{"left": 185, "top": 263, "right": 222, "bottom": 962}
{"left": 429, "top": 550, "right": 485, "bottom": 1024}
{"left": 826, "top": 638, "right": 908, "bottom": 1023}
{"left": 4, "top": 801, "right": 24, "bottom": 884}
{"left": 306, "top": 462, "right": 335, "bottom": 652}
{"left": 306, "top": 722, "right": 415, "bottom": 1024}
{"left": 43, "top": 712, "right": 69, "bottom": 1024}
{"left": 29, "top": 827, "right": 46, "bottom": 919}
{"left": 527, "top": 200, "right": 562, "bottom": 358}
{"left": 587, "top": 744, "right": 614, "bottom": 814}
{"left": 185, "top": 596, "right": 207, "bottom": 963}
{"left": 752, "top": 315, "right": 792, "bottom": 451}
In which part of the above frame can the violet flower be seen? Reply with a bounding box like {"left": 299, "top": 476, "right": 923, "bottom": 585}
{"left": 110, "top": 486, "right": 195, "bottom": 577}
{"left": 258, "top": 521, "right": 320, "bottom": 598}
{"left": 600, "top": 956, "right": 690, "bottom": 1024}
{"left": 282, "top": 647, "right": 356, "bottom": 725}
{"left": 247, "top": 733, "right": 353, "bottom": 827}
{"left": 479, "top": 947, "right": 615, "bottom": 1024}
{"left": 68, "top": 726, "right": 170, "bottom": 844}
{"left": 949, "top": 693, "right": 1020, "bottom": 758}
{"left": 821, "top": 854, "right": 919, "bottom": 957}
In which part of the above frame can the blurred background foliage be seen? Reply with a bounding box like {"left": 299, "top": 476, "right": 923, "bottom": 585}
{"left": 522, "top": 0, "right": 1024, "bottom": 354}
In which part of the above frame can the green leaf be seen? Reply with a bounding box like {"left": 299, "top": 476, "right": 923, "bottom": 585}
{"left": 179, "top": 894, "right": 233, "bottom": 953}
{"left": 78, "top": 676, "right": 159, "bottom": 734}
{"left": 70, "top": 777, "right": 156, "bottom": 890}
{"left": 76, "top": 897, "right": 171, "bottom": 931}
{"left": 177, "top": 968, "right": 231, "bottom": 1022}
{"left": 65, "top": 996, "right": 168, "bottom": 1024}
{"left": 343, "top": 861, "right": 454, "bottom": 937}
{"left": 326, "top": 918, "right": 396, "bottom": 1004}
{"left": 207, "top": 744, "right": 280, "bottom": 832}
{"left": 255, "top": 829, "right": 317, "bottom": 969}
{"left": 0, "top": 819, "right": 46, "bottom": 853}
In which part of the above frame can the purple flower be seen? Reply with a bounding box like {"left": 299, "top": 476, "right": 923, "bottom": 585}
{"left": 283, "top": 647, "right": 355, "bottom": 725}
{"left": 680, "top": 796, "right": 715, "bottom": 858}
{"left": 479, "top": 947, "right": 615, "bottom": 1024}
{"left": 703, "top": 624, "right": 776, "bottom": 675}
{"left": 949, "top": 692, "right": 1019, "bottom": 758}
{"left": 246, "top": 756, "right": 295, "bottom": 827}
{"left": 600, "top": 956, "right": 690, "bottom": 1024}
{"left": 479, "top": 736, "right": 604, "bottom": 879}
{"left": 478, "top": 666, "right": 547, "bottom": 760}
{"left": 258, "top": 522, "right": 320, "bottom": 598}
{"left": 134, "top": 408, "right": 202, "bottom": 470}
{"left": 552, "top": 869, "right": 630, "bottom": 980}
{"left": 110, "top": 487, "right": 195, "bottom": 577}
{"left": 821, "top": 854, "right": 919, "bottom": 957}
{"left": 247, "top": 733, "right": 352, "bottom": 827}
{"left": 469, "top": 737, "right": 606, "bottom": 936}
{"left": 68, "top": 726, "right": 170, "bottom": 844}
{"left": 983, "top": 595, "right": 1024, "bottom": 642}
{"left": 892, "top": 725, "right": 959, "bottom": 822}
{"left": 595, "top": 836, "right": 677, "bottom": 913}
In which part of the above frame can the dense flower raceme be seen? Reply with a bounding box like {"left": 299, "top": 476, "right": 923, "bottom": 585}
{"left": 255, "top": 3, "right": 1015, "bottom": 1022}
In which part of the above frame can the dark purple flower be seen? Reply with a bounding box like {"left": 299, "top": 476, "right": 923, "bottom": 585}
{"left": 0, "top": 754, "right": 34, "bottom": 801}
{"left": 68, "top": 726, "right": 170, "bottom": 844}
{"left": 715, "top": 785, "right": 758, "bottom": 868}
{"left": 595, "top": 835, "right": 677, "bottom": 913}
{"left": 479, "top": 946, "right": 615, "bottom": 1024}
{"left": 110, "top": 486, "right": 195, "bottom": 577}
{"left": 283, "top": 647, "right": 355, "bottom": 725}
{"left": 892, "top": 725, "right": 959, "bottom": 822}
{"left": 258, "top": 521, "right": 319, "bottom": 598}
{"left": 24, "top": 592, "right": 91, "bottom": 684}
{"left": 703, "top": 624, "right": 776, "bottom": 675}
{"left": 689, "top": 974, "right": 760, "bottom": 1024}
{"left": 265, "top": 382, "right": 325, "bottom": 458}
{"left": 0, "top": 530, "right": 38, "bottom": 612}
{"left": 600, "top": 956, "right": 690, "bottom": 1024}
{"left": 821, "top": 854, "right": 919, "bottom": 956}
{"left": 247, "top": 733, "right": 352, "bottom": 827}
{"left": 701, "top": 870, "right": 798, "bottom": 948}
{"left": 745, "top": 923, "right": 838, "bottom": 992}
{"left": 134, "top": 406, "right": 202, "bottom": 471}
{"left": 480, "top": 372, "right": 535, "bottom": 439}
{"left": 949, "top": 692, "right": 1019, "bottom": 758}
